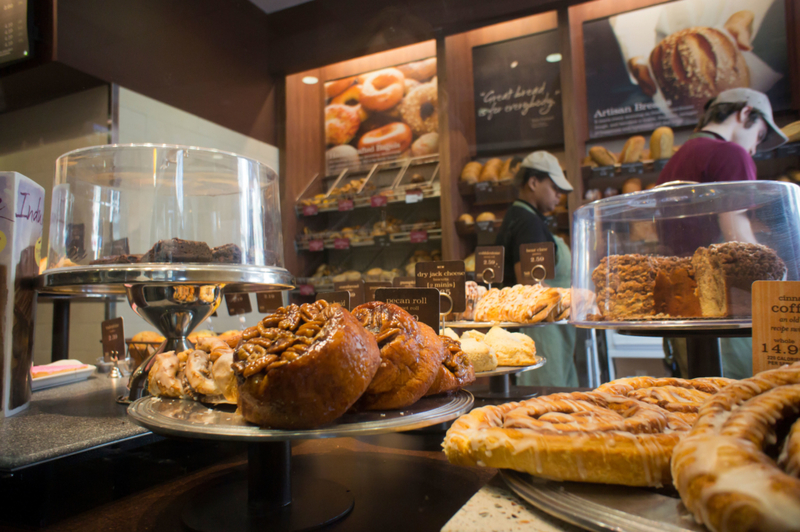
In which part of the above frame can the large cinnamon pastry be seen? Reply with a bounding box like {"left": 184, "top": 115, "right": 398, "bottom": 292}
{"left": 672, "top": 362, "right": 800, "bottom": 532}
{"left": 233, "top": 301, "right": 381, "bottom": 429}
{"left": 444, "top": 391, "right": 684, "bottom": 487}
{"left": 352, "top": 302, "right": 446, "bottom": 410}
{"left": 425, "top": 336, "right": 475, "bottom": 396}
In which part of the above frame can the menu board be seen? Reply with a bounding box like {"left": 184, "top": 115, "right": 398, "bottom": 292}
{"left": 472, "top": 30, "right": 563, "bottom": 154}
{"left": 584, "top": 0, "right": 790, "bottom": 139}
{"left": 0, "top": 0, "right": 28, "bottom": 67}
{"left": 324, "top": 57, "right": 439, "bottom": 175}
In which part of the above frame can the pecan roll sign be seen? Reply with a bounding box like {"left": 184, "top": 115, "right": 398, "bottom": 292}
{"left": 233, "top": 301, "right": 381, "bottom": 429}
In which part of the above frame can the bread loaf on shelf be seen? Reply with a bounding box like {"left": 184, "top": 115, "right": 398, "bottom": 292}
{"left": 479, "top": 158, "right": 503, "bottom": 182}
{"left": 460, "top": 162, "right": 483, "bottom": 184}
{"left": 650, "top": 127, "right": 674, "bottom": 160}
{"left": 589, "top": 146, "right": 617, "bottom": 167}
{"left": 619, "top": 136, "right": 645, "bottom": 163}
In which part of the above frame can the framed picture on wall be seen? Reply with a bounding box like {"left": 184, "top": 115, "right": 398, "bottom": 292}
{"left": 323, "top": 57, "right": 439, "bottom": 175}
{"left": 472, "top": 29, "right": 564, "bottom": 155}
{"left": 584, "top": 0, "right": 791, "bottom": 139}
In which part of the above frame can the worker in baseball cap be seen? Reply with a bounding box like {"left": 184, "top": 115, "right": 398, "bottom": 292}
{"left": 495, "top": 150, "right": 577, "bottom": 387}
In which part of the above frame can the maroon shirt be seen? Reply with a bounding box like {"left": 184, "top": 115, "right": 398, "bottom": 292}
{"left": 656, "top": 132, "right": 756, "bottom": 185}
{"left": 655, "top": 132, "right": 756, "bottom": 256}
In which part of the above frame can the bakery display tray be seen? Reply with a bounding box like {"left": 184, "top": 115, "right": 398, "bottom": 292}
{"left": 37, "top": 264, "right": 294, "bottom": 295}
{"left": 571, "top": 318, "right": 751, "bottom": 331}
{"left": 475, "top": 357, "right": 546, "bottom": 377}
{"left": 445, "top": 321, "right": 567, "bottom": 329}
{"left": 501, "top": 470, "right": 704, "bottom": 532}
{"left": 128, "top": 390, "right": 473, "bottom": 442}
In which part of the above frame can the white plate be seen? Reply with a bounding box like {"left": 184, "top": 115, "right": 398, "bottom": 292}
{"left": 31, "top": 361, "right": 96, "bottom": 391}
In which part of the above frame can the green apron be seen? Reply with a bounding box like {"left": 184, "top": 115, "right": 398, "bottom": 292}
{"left": 517, "top": 233, "right": 579, "bottom": 387}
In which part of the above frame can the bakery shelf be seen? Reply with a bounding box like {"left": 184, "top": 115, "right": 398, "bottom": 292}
{"left": 295, "top": 229, "right": 442, "bottom": 251}
{"left": 458, "top": 180, "right": 518, "bottom": 206}
{"left": 295, "top": 182, "right": 441, "bottom": 216}
{"left": 322, "top": 154, "right": 439, "bottom": 181}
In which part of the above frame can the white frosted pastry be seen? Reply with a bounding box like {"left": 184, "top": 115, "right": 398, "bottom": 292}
{"left": 442, "top": 327, "right": 460, "bottom": 341}
{"left": 460, "top": 338, "right": 497, "bottom": 372}
{"left": 484, "top": 327, "right": 537, "bottom": 366}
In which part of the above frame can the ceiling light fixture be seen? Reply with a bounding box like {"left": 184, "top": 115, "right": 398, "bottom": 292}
{"left": 302, "top": 76, "right": 319, "bottom": 85}
{"left": 546, "top": 53, "right": 562, "bottom": 63}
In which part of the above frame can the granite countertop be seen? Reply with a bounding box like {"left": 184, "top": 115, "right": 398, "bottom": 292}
{"left": 0, "top": 375, "right": 151, "bottom": 472}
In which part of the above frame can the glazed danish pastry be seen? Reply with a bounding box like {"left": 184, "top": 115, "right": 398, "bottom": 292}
{"left": 352, "top": 302, "right": 446, "bottom": 410}
{"left": 672, "top": 361, "right": 800, "bottom": 532}
{"left": 233, "top": 301, "right": 381, "bottom": 429}
{"left": 425, "top": 336, "right": 475, "bottom": 396}
{"left": 444, "top": 391, "right": 683, "bottom": 487}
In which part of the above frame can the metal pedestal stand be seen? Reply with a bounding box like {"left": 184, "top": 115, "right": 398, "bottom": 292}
{"left": 36, "top": 264, "right": 294, "bottom": 401}
{"left": 468, "top": 359, "right": 547, "bottom": 400}
{"left": 128, "top": 391, "right": 474, "bottom": 532}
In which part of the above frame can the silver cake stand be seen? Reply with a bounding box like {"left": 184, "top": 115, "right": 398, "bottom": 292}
{"left": 469, "top": 357, "right": 547, "bottom": 400}
{"left": 37, "top": 264, "right": 294, "bottom": 401}
{"left": 128, "top": 391, "right": 474, "bottom": 532}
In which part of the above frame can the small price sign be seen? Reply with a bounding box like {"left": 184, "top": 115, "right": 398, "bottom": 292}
{"left": 302, "top": 204, "right": 318, "bottom": 216}
{"left": 334, "top": 237, "right": 350, "bottom": 250}
{"left": 256, "top": 291, "right": 283, "bottom": 313}
{"left": 101, "top": 317, "right": 126, "bottom": 363}
{"left": 365, "top": 281, "right": 391, "bottom": 302}
{"left": 410, "top": 230, "right": 428, "bottom": 243}
{"left": 620, "top": 162, "right": 643, "bottom": 175}
{"left": 225, "top": 293, "right": 252, "bottom": 316}
{"left": 415, "top": 261, "right": 467, "bottom": 314}
{"left": 375, "top": 288, "right": 439, "bottom": 331}
{"left": 520, "top": 242, "right": 555, "bottom": 283}
{"left": 374, "top": 234, "right": 391, "bottom": 247}
{"left": 405, "top": 188, "right": 424, "bottom": 203}
{"left": 316, "top": 290, "right": 350, "bottom": 311}
{"left": 393, "top": 276, "right": 416, "bottom": 288}
{"left": 308, "top": 239, "right": 325, "bottom": 252}
{"left": 752, "top": 281, "right": 800, "bottom": 373}
{"left": 299, "top": 284, "right": 315, "bottom": 296}
{"left": 371, "top": 194, "right": 389, "bottom": 208}
{"left": 334, "top": 280, "right": 365, "bottom": 307}
{"left": 475, "top": 246, "right": 505, "bottom": 285}
{"left": 338, "top": 199, "right": 354, "bottom": 211}
{"left": 475, "top": 182, "right": 492, "bottom": 194}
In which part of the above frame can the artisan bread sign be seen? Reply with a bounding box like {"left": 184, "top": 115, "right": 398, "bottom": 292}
{"left": 752, "top": 281, "right": 800, "bottom": 373}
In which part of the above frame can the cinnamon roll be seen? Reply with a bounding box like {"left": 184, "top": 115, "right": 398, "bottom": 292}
{"left": 352, "top": 302, "right": 446, "bottom": 410}
{"left": 444, "top": 391, "right": 683, "bottom": 487}
{"left": 233, "top": 301, "right": 381, "bottom": 429}
{"left": 672, "top": 362, "right": 800, "bottom": 532}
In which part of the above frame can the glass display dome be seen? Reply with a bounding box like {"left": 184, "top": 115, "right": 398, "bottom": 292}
{"left": 41, "top": 144, "right": 291, "bottom": 294}
{"left": 570, "top": 181, "right": 800, "bottom": 328}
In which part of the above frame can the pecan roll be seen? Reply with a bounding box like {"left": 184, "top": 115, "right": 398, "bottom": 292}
{"left": 233, "top": 301, "right": 380, "bottom": 429}
{"left": 351, "top": 302, "right": 446, "bottom": 410}
{"left": 425, "top": 336, "right": 475, "bottom": 396}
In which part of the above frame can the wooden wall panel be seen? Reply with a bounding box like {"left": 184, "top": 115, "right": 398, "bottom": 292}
{"left": 284, "top": 69, "right": 324, "bottom": 275}
{"left": 322, "top": 42, "right": 436, "bottom": 80}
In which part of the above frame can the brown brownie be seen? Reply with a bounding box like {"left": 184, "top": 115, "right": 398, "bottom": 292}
{"left": 138, "top": 238, "right": 213, "bottom": 263}
{"left": 212, "top": 243, "right": 243, "bottom": 264}
{"left": 90, "top": 254, "right": 142, "bottom": 265}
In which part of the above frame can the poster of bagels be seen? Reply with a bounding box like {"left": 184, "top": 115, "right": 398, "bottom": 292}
{"left": 583, "top": 0, "right": 790, "bottom": 139}
{"left": 324, "top": 57, "right": 439, "bottom": 175}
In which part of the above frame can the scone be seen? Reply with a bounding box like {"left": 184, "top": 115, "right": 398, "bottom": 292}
{"left": 461, "top": 330, "right": 486, "bottom": 342}
{"left": 460, "top": 338, "right": 498, "bottom": 372}
{"left": 484, "top": 327, "right": 538, "bottom": 366}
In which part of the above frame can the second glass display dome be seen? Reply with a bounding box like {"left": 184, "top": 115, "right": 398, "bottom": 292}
{"left": 570, "top": 181, "right": 800, "bottom": 328}
{"left": 46, "top": 144, "right": 285, "bottom": 269}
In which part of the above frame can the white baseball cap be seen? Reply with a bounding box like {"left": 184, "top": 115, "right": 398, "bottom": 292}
{"left": 520, "top": 151, "right": 573, "bottom": 192}
{"left": 710, "top": 88, "right": 788, "bottom": 151}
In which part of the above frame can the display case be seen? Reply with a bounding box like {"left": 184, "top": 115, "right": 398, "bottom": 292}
{"left": 571, "top": 181, "right": 800, "bottom": 327}
{"left": 45, "top": 144, "right": 284, "bottom": 271}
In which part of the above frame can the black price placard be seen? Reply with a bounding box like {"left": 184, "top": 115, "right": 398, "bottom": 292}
{"left": 414, "top": 261, "right": 466, "bottom": 314}
{"left": 475, "top": 246, "right": 505, "bottom": 284}
{"left": 316, "top": 290, "right": 350, "bottom": 310}
{"left": 101, "top": 317, "right": 125, "bottom": 362}
{"left": 256, "top": 291, "right": 283, "bottom": 313}
{"left": 365, "top": 281, "right": 392, "bottom": 302}
{"left": 110, "top": 237, "right": 130, "bottom": 255}
{"left": 225, "top": 293, "right": 253, "bottom": 316}
{"left": 374, "top": 288, "right": 439, "bottom": 331}
{"left": 392, "top": 276, "right": 416, "bottom": 288}
{"left": 334, "top": 280, "right": 365, "bottom": 307}
{"left": 520, "top": 242, "right": 555, "bottom": 283}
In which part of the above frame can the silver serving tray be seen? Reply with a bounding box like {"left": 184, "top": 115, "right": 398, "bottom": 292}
{"left": 475, "top": 357, "right": 546, "bottom": 377}
{"left": 571, "top": 318, "right": 751, "bottom": 331}
{"left": 501, "top": 470, "right": 705, "bottom": 532}
{"left": 445, "top": 320, "right": 568, "bottom": 329}
{"left": 38, "top": 264, "right": 294, "bottom": 295}
{"left": 128, "top": 390, "right": 473, "bottom": 442}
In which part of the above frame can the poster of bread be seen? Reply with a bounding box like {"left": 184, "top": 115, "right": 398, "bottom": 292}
{"left": 584, "top": 0, "right": 790, "bottom": 139}
{"left": 324, "top": 58, "right": 438, "bottom": 175}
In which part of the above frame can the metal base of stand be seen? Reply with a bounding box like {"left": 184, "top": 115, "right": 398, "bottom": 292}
{"left": 181, "top": 442, "right": 354, "bottom": 532}
{"left": 469, "top": 375, "right": 539, "bottom": 400}
{"left": 686, "top": 336, "right": 722, "bottom": 378}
